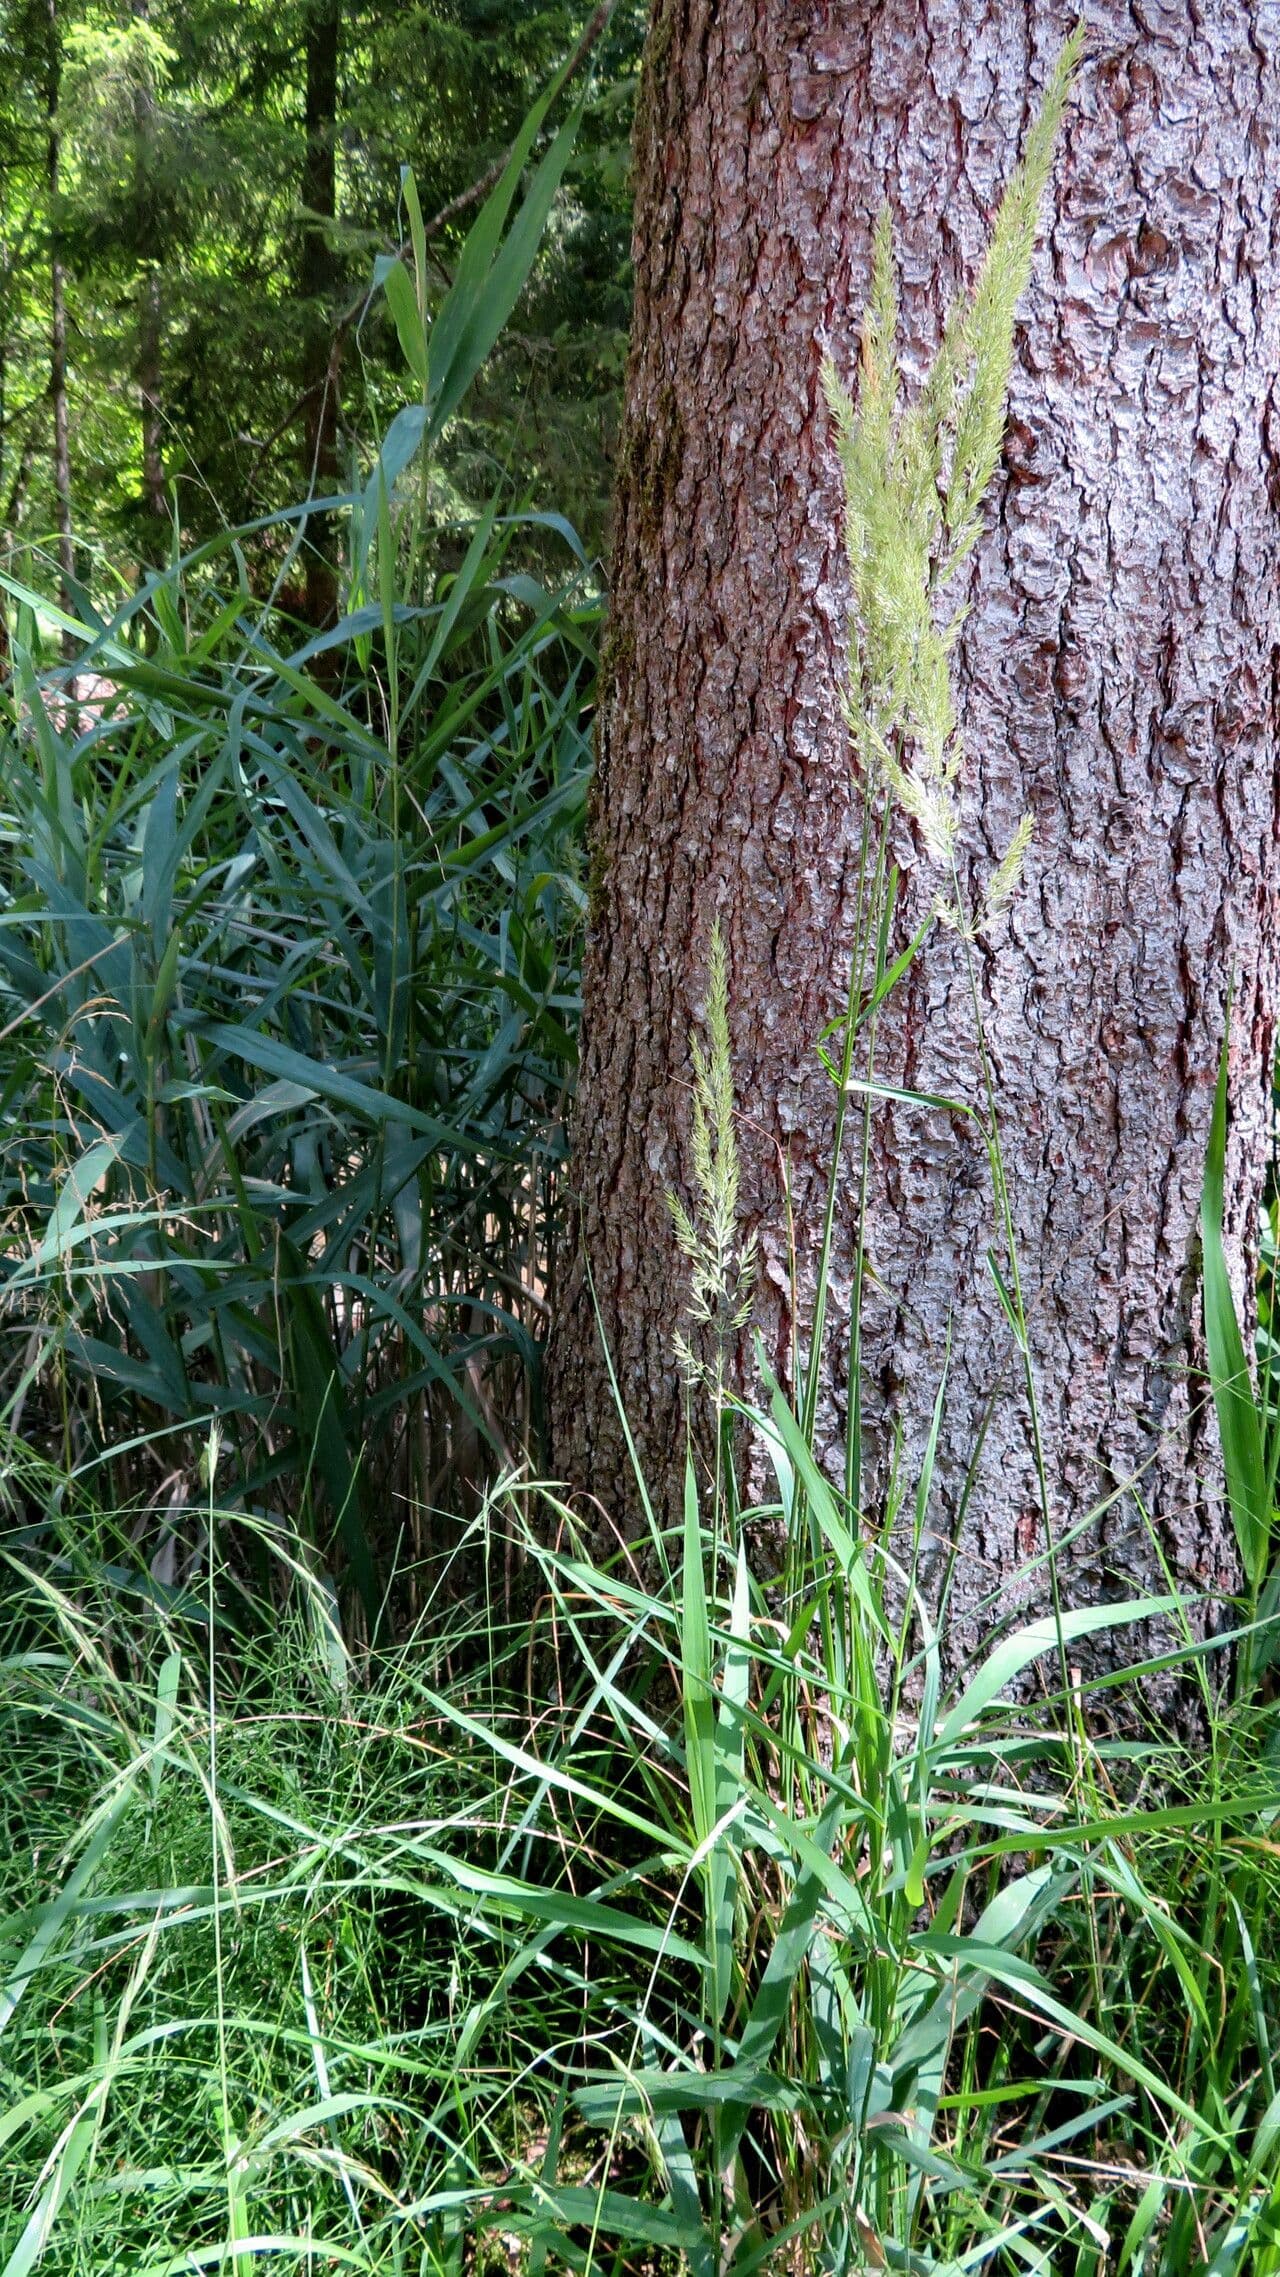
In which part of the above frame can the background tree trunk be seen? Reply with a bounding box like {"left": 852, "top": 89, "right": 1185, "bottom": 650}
{"left": 46, "top": 0, "right": 74, "bottom": 641}
{"left": 132, "top": 0, "right": 166, "bottom": 570}
{"left": 549, "top": 0, "right": 1280, "bottom": 1655}
{"left": 299, "top": 0, "right": 341, "bottom": 633}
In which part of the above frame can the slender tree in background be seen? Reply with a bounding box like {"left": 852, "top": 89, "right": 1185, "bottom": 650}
{"left": 297, "top": 0, "right": 341, "bottom": 628}
{"left": 0, "top": 5, "right": 47, "bottom": 562}
{"left": 551, "top": 0, "right": 1280, "bottom": 1652}
{"left": 46, "top": 0, "right": 74, "bottom": 624}
{"left": 131, "top": 0, "right": 165, "bottom": 566}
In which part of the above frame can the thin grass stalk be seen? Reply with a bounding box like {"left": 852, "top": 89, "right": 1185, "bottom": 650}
{"left": 945, "top": 848, "right": 1077, "bottom": 1727}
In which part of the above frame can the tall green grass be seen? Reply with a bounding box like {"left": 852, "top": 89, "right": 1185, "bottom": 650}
{"left": 451, "top": 1462, "right": 1280, "bottom": 2276}
{"left": 4, "top": 1412, "right": 1277, "bottom": 2277}
{"left": 0, "top": 142, "right": 595, "bottom": 1636}
{"left": 0, "top": 1466, "right": 535, "bottom": 2277}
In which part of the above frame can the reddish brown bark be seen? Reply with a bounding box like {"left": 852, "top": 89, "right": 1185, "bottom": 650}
{"left": 549, "top": 0, "right": 1280, "bottom": 1656}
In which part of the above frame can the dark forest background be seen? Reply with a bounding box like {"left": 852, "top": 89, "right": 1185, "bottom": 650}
{"left": 0, "top": 0, "right": 643, "bottom": 606}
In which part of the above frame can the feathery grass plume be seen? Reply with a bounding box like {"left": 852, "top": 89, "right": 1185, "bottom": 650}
{"left": 824, "top": 27, "right": 1080, "bottom": 926}
{"left": 667, "top": 921, "right": 757, "bottom": 1388}
{"left": 944, "top": 24, "right": 1085, "bottom": 567}
{"left": 983, "top": 807, "right": 1035, "bottom": 921}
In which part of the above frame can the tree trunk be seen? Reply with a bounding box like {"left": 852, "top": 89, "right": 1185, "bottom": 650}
{"left": 299, "top": 0, "right": 341, "bottom": 633}
{"left": 137, "top": 265, "right": 164, "bottom": 550}
{"left": 549, "top": 0, "right": 1280, "bottom": 1658}
{"left": 4, "top": 417, "right": 40, "bottom": 540}
{"left": 132, "top": 0, "right": 166, "bottom": 570}
{"left": 47, "top": 0, "right": 74, "bottom": 639}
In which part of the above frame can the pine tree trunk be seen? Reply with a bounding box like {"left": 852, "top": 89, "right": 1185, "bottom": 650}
{"left": 549, "top": 0, "right": 1280, "bottom": 1659}
{"left": 299, "top": 0, "right": 341, "bottom": 634}
{"left": 46, "top": 0, "right": 74, "bottom": 639}
{"left": 132, "top": 0, "right": 165, "bottom": 569}
{"left": 136, "top": 266, "right": 165, "bottom": 561}
{"left": 4, "top": 421, "right": 39, "bottom": 540}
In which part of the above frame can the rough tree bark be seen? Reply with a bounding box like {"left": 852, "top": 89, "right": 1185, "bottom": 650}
{"left": 549, "top": 0, "right": 1280, "bottom": 1647}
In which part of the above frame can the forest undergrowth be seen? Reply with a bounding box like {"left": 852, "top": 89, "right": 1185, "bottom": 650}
{"left": 1, "top": 52, "right": 1279, "bottom": 2277}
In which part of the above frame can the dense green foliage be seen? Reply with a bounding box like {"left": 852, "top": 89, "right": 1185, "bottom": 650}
{"left": 3, "top": 1396, "right": 1279, "bottom": 2274}
{"left": 0, "top": 538, "right": 590, "bottom": 1623}
{"left": 0, "top": 0, "right": 643, "bottom": 586}
{"left": 0, "top": 109, "right": 597, "bottom": 1630}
